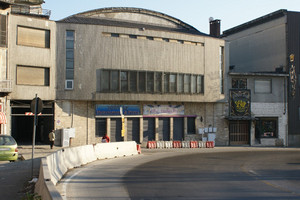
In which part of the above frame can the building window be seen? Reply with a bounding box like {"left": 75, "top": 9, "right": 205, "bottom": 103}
{"left": 219, "top": 46, "right": 224, "bottom": 94}
{"left": 0, "top": 15, "right": 7, "bottom": 47}
{"left": 96, "top": 118, "right": 107, "bottom": 137}
{"left": 139, "top": 72, "right": 146, "bottom": 93}
{"left": 164, "top": 73, "right": 169, "bottom": 93}
{"left": 184, "top": 74, "right": 190, "bottom": 93}
{"left": 255, "top": 79, "right": 272, "bottom": 93}
{"left": 232, "top": 78, "right": 247, "bottom": 89}
{"left": 197, "top": 75, "right": 204, "bottom": 93}
{"left": 121, "top": 71, "right": 128, "bottom": 92}
{"left": 111, "top": 33, "right": 119, "bottom": 37}
{"left": 17, "top": 26, "right": 50, "bottom": 48}
{"left": 255, "top": 118, "right": 277, "bottom": 138}
{"left": 155, "top": 72, "right": 162, "bottom": 93}
{"left": 147, "top": 72, "right": 154, "bottom": 93}
{"left": 17, "top": 65, "right": 49, "bottom": 86}
{"left": 66, "top": 30, "right": 74, "bottom": 90}
{"left": 129, "top": 71, "right": 137, "bottom": 92}
{"left": 187, "top": 117, "right": 196, "bottom": 134}
{"left": 169, "top": 74, "right": 177, "bottom": 93}
{"left": 98, "top": 69, "right": 204, "bottom": 95}
{"left": 178, "top": 74, "right": 184, "bottom": 93}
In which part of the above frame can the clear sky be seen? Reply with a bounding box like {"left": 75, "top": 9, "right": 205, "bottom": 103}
{"left": 43, "top": 0, "right": 300, "bottom": 34}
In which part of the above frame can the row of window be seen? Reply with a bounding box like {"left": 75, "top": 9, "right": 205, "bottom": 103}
{"left": 103, "top": 32, "right": 204, "bottom": 47}
{"left": 232, "top": 78, "right": 272, "bottom": 94}
{"left": 99, "top": 69, "right": 204, "bottom": 94}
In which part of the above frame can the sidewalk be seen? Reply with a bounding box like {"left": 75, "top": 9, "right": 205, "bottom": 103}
{"left": 0, "top": 144, "right": 63, "bottom": 200}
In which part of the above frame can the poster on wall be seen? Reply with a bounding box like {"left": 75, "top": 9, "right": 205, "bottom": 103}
{"left": 143, "top": 105, "right": 184, "bottom": 116}
{"left": 230, "top": 89, "right": 251, "bottom": 117}
{"left": 95, "top": 105, "right": 141, "bottom": 116}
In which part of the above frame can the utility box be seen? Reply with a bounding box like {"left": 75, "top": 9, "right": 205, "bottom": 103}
{"left": 61, "top": 128, "right": 75, "bottom": 147}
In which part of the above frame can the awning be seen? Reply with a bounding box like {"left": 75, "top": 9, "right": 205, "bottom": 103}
{"left": 0, "top": 112, "right": 7, "bottom": 124}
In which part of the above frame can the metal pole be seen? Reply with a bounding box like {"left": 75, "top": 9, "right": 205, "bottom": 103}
{"left": 31, "top": 94, "right": 38, "bottom": 178}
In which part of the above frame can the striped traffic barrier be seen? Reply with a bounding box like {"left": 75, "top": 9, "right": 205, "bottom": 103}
{"left": 165, "top": 141, "right": 173, "bottom": 148}
{"left": 137, "top": 144, "right": 141, "bottom": 154}
{"left": 182, "top": 141, "right": 190, "bottom": 148}
{"left": 206, "top": 141, "right": 214, "bottom": 148}
{"left": 147, "top": 141, "right": 157, "bottom": 149}
{"left": 173, "top": 141, "right": 182, "bottom": 148}
{"left": 198, "top": 141, "right": 206, "bottom": 148}
{"left": 156, "top": 141, "right": 164, "bottom": 149}
{"left": 190, "top": 141, "right": 198, "bottom": 148}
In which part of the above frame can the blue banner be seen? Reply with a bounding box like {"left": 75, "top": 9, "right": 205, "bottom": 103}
{"left": 95, "top": 105, "right": 141, "bottom": 116}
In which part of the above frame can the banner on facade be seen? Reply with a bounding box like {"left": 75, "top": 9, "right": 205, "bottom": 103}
{"left": 95, "top": 105, "right": 141, "bottom": 116}
{"left": 230, "top": 90, "right": 251, "bottom": 117}
{"left": 143, "top": 105, "right": 184, "bottom": 116}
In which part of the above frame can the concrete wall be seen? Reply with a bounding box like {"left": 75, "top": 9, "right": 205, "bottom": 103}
{"left": 224, "top": 16, "right": 287, "bottom": 73}
{"left": 35, "top": 141, "right": 138, "bottom": 200}
{"left": 56, "top": 22, "right": 225, "bottom": 103}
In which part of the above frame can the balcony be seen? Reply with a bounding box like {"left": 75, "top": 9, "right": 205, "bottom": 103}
{"left": 1, "top": 0, "right": 44, "bottom": 5}
{"left": 0, "top": 80, "right": 12, "bottom": 93}
{"left": 11, "top": 5, "right": 51, "bottom": 17}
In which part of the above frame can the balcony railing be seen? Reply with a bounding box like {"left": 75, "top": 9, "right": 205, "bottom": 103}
{"left": 0, "top": 80, "right": 12, "bottom": 93}
{"left": 11, "top": 5, "right": 51, "bottom": 17}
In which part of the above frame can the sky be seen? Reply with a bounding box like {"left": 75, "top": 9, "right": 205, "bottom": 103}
{"left": 43, "top": 0, "right": 300, "bottom": 34}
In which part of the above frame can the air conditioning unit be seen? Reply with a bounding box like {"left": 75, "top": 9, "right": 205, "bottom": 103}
{"left": 65, "top": 80, "right": 73, "bottom": 90}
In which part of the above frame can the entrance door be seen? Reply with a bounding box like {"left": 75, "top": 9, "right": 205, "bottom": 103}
{"left": 143, "top": 118, "right": 155, "bottom": 141}
{"left": 229, "top": 121, "right": 250, "bottom": 145}
{"left": 158, "top": 118, "right": 170, "bottom": 141}
{"left": 110, "top": 118, "right": 123, "bottom": 142}
{"left": 127, "top": 118, "right": 140, "bottom": 143}
{"left": 173, "top": 117, "right": 184, "bottom": 140}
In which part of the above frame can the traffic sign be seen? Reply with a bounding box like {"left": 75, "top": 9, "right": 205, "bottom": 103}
{"left": 30, "top": 97, "right": 43, "bottom": 114}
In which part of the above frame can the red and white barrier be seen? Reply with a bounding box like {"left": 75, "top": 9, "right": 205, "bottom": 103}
{"left": 190, "top": 141, "right": 198, "bottom": 148}
{"left": 173, "top": 141, "right": 182, "bottom": 148}
{"left": 137, "top": 144, "right": 141, "bottom": 154}
{"left": 156, "top": 141, "right": 164, "bottom": 149}
{"left": 165, "top": 141, "right": 173, "bottom": 148}
{"left": 182, "top": 141, "right": 190, "bottom": 148}
{"left": 206, "top": 141, "right": 214, "bottom": 148}
{"left": 147, "top": 141, "right": 157, "bottom": 149}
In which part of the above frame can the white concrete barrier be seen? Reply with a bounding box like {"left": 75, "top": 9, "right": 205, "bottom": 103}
{"left": 35, "top": 141, "right": 138, "bottom": 200}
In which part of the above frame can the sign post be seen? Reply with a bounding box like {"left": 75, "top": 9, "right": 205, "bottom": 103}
{"left": 30, "top": 94, "right": 43, "bottom": 178}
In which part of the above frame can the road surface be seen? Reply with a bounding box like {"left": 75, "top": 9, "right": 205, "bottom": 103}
{"left": 57, "top": 148, "right": 300, "bottom": 199}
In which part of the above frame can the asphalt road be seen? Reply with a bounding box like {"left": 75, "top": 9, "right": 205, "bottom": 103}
{"left": 57, "top": 149, "right": 300, "bottom": 200}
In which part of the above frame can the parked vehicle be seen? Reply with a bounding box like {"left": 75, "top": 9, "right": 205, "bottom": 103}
{"left": 0, "top": 135, "right": 18, "bottom": 162}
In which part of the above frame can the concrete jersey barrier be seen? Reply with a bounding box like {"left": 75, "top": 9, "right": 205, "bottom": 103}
{"left": 35, "top": 141, "right": 138, "bottom": 200}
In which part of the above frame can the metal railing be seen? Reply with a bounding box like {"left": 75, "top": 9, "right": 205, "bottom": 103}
{"left": 0, "top": 80, "right": 12, "bottom": 93}
{"left": 11, "top": 5, "right": 51, "bottom": 17}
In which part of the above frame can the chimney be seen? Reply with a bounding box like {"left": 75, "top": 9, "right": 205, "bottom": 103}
{"left": 209, "top": 19, "right": 221, "bottom": 37}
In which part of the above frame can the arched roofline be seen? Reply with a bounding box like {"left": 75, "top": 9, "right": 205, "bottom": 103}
{"left": 71, "top": 7, "right": 200, "bottom": 32}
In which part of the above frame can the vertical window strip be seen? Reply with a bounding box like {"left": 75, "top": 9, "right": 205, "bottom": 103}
{"left": 66, "top": 30, "right": 74, "bottom": 84}
{"left": 219, "top": 46, "right": 225, "bottom": 94}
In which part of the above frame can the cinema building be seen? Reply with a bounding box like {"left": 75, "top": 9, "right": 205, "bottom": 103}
{"left": 54, "top": 7, "right": 228, "bottom": 146}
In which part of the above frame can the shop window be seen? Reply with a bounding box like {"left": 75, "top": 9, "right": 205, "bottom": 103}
{"left": 255, "top": 79, "right": 271, "bottom": 93}
{"left": 232, "top": 78, "right": 247, "bottom": 89}
{"left": 96, "top": 118, "right": 107, "bottom": 137}
{"left": 17, "top": 26, "right": 50, "bottom": 48}
{"left": 187, "top": 117, "right": 196, "bottom": 134}
{"left": 255, "top": 118, "right": 277, "bottom": 138}
{"left": 17, "top": 65, "right": 49, "bottom": 86}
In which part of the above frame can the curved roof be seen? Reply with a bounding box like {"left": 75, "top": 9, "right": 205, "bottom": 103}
{"left": 58, "top": 7, "right": 207, "bottom": 36}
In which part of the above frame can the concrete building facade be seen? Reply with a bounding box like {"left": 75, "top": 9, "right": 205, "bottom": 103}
{"left": 223, "top": 10, "right": 293, "bottom": 146}
{"left": 54, "top": 8, "right": 228, "bottom": 147}
{"left": 0, "top": 0, "right": 56, "bottom": 143}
